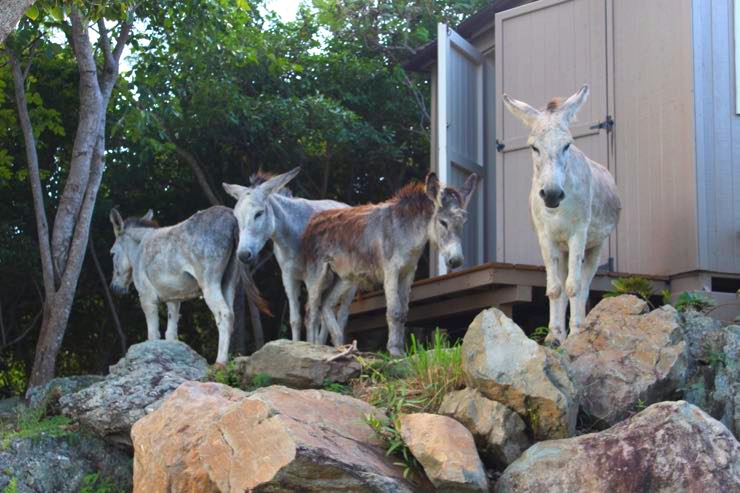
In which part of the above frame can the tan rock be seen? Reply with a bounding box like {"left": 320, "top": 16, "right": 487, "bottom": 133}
{"left": 496, "top": 401, "right": 740, "bottom": 493}
{"left": 235, "top": 339, "right": 361, "bottom": 389}
{"left": 439, "top": 388, "right": 530, "bottom": 468}
{"left": 563, "top": 295, "right": 688, "bottom": 425}
{"left": 462, "top": 308, "right": 578, "bottom": 440}
{"left": 399, "top": 413, "right": 489, "bottom": 492}
{"left": 131, "top": 381, "right": 415, "bottom": 492}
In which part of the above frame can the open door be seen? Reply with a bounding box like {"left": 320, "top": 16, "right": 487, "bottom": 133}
{"left": 436, "top": 23, "right": 485, "bottom": 275}
{"left": 495, "top": 0, "right": 614, "bottom": 267}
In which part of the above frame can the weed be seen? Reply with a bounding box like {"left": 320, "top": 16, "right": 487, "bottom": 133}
{"left": 2, "top": 478, "right": 18, "bottom": 493}
{"left": 80, "top": 472, "right": 119, "bottom": 493}
{"left": 635, "top": 399, "right": 647, "bottom": 412}
{"left": 322, "top": 380, "right": 351, "bottom": 395}
{"left": 1, "top": 404, "right": 73, "bottom": 449}
{"left": 705, "top": 346, "right": 727, "bottom": 370}
{"left": 661, "top": 289, "right": 672, "bottom": 306}
{"left": 529, "top": 326, "right": 550, "bottom": 344}
{"left": 365, "top": 413, "right": 418, "bottom": 480}
{"left": 674, "top": 292, "right": 716, "bottom": 313}
{"left": 246, "top": 372, "right": 272, "bottom": 390}
{"left": 604, "top": 276, "right": 655, "bottom": 304}
{"left": 209, "top": 360, "right": 241, "bottom": 388}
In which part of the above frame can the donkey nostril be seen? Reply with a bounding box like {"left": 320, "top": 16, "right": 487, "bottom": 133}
{"left": 558, "top": 190, "right": 565, "bottom": 200}
{"left": 539, "top": 189, "right": 546, "bottom": 199}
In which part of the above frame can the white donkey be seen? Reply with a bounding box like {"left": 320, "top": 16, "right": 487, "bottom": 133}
{"left": 223, "top": 168, "right": 355, "bottom": 343}
{"left": 503, "top": 85, "right": 621, "bottom": 345}
{"left": 109, "top": 206, "right": 267, "bottom": 365}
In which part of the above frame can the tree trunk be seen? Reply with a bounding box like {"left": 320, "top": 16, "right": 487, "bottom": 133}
{"left": 0, "top": 0, "right": 34, "bottom": 44}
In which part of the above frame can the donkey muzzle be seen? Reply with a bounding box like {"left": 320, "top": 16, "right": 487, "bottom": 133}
{"left": 540, "top": 188, "right": 565, "bottom": 209}
{"left": 110, "top": 283, "right": 128, "bottom": 296}
{"left": 238, "top": 249, "right": 255, "bottom": 264}
{"left": 446, "top": 256, "right": 464, "bottom": 270}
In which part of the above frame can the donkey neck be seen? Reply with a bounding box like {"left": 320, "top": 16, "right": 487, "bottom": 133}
{"left": 389, "top": 193, "right": 436, "bottom": 253}
{"left": 267, "top": 193, "right": 315, "bottom": 255}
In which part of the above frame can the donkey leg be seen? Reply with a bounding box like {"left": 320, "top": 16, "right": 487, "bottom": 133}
{"left": 203, "top": 287, "right": 234, "bottom": 365}
{"left": 321, "top": 279, "right": 353, "bottom": 347}
{"left": 336, "top": 284, "right": 357, "bottom": 334}
{"left": 282, "top": 271, "right": 303, "bottom": 342}
{"left": 141, "top": 299, "right": 160, "bottom": 340}
{"left": 545, "top": 250, "right": 569, "bottom": 346}
{"left": 570, "top": 242, "right": 604, "bottom": 336}
{"left": 165, "top": 302, "right": 181, "bottom": 341}
{"left": 304, "top": 263, "right": 328, "bottom": 344}
{"left": 565, "top": 230, "right": 587, "bottom": 299}
{"left": 384, "top": 268, "right": 407, "bottom": 357}
{"left": 537, "top": 234, "right": 567, "bottom": 345}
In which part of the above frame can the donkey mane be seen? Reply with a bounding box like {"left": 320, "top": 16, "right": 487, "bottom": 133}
{"left": 124, "top": 217, "right": 159, "bottom": 229}
{"left": 545, "top": 97, "right": 564, "bottom": 113}
{"left": 301, "top": 181, "right": 435, "bottom": 264}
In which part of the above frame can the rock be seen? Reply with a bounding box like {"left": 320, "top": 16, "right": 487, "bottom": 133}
{"left": 563, "top": 295, "right": 687, "bottom": 426}
{"left": 131, "top": 381, "right": 415, "bottom": 492}
{"left": 462, "top": 308, "right": 578, "bottom": 440}
{"left": 399, "top": 413, "right": 488, "bottom": 493}
{"left": 713, "top": 325, "right": 740, "bottom": 437}
{"left": 0, "top": 430, "right": 132, "bottom": 493}
{"left": 235, "top": 339, "right": 361, "bottom": 389}
{"left": 0, "top": 396, "right": 20, "bottom": 419}
{"left": 439, "top": 388, "right": 530, "bottom": 468}
{"left": 681, "top": 309, "right": 725, "bottom": 363}
{"left": 496, "top": 401, "right": 740, "bottom": 493}
{"left": 60, "top": 340, "right": 208, "bottom": 445}
{"left": 26, "top": 375, "right": 104, "bottom": 411}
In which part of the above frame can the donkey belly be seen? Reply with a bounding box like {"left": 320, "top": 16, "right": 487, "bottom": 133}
{"left": 150, "top": 270, "right": 202, "bottom": 302}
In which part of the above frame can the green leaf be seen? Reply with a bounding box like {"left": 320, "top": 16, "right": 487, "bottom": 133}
{"left": 25, "top": 5, "right": 39, "bottom": 21}
{"left": 236, "top": 0, "right": 251, "bottom": 11}
{"left": 50, "top": 6, "right": 64, "bottom": 22}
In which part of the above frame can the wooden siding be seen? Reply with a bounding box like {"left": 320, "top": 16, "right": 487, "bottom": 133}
{"left": 611, "top": 0, "right": 698, "bottom": 275}
{"left": 693, "top": 0, "right": 740, "bottom": 274}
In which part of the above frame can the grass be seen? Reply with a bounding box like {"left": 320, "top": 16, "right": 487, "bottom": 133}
{"left": 1, "top": 403, "right": 73, "bottom": 450}
{"left": 2, "top": 478, "right": 18, "bottom": 493}
{"left": 79, "top": 472, "right": 121, "bottom": 493}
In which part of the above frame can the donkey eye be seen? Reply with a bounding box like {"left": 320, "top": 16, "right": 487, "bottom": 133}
{"left": 531, "top": 145, "right": 540, "bottom": 154}
{"left": 439, "top": 219, "right": 448, "bottom": 229}
{"left": 254, "top": 210, "right": 264, "bottom": 220}
{"left": 563, "top": 143, "right": 571, "bottom": 152}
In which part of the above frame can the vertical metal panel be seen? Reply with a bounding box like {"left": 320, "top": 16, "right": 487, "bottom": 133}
{"left": 612, "top": 0, "right": 698, "bottom": 275}
{"left": 693, "top": 0, "right": 740, "bottom": 274}
{"left": 495, "top": 0, "right": 610, "bottom": 266}
{"left": 436, "top": 23, "right": 486, "bottom": 274}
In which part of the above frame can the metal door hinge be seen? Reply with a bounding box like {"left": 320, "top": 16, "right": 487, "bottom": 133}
{"left": 496, "top": 139, "right": 505, "bottom": 152}
{"left": 590, "top": 115, "right": 614, "bottom": 132}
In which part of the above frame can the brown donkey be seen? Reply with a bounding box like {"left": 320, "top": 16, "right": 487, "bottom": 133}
{"left": 301, "top": 172, "right": 478, "bottom": 356}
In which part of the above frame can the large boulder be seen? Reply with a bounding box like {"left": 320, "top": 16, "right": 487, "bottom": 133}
{"left": 235, "top": 339, "right": 361, "bottom": 389}
{"left": 60, "top": 340, "right": 208, "bottom": 445}
{"left": 563, "top": 295, "right": 687, "bottom": 425}
{"left": 496, "top": 401, "right": 740, "bottom": 493}
{"left": 0, "top": 430, "right": 132, "bottom": 493}
{"left": 713, "top": 325, "right": 740, "bottom": 436}
{"left": 439, "top": 388, "right": 530, "bottom": 468}
{"left": 462, "top": 308, "right": 578, "bottom": 440}
{"left": 131, "top": 381, "right": 416, "bottom": 492}
{"left": 399, "top": 413, "right": 488, "bottom": 493}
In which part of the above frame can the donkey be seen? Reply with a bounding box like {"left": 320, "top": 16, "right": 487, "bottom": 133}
{"left": 503, "top": 84, "right": 621, "bottom": 345}
{"left": 301, "top": 172, "right": 478, "bottom": 356}
{"left": 223, "top": 168, "right": 356, "bottom": 344}
{"left": 109, "top": 206, "right": 266, "bottom": 365}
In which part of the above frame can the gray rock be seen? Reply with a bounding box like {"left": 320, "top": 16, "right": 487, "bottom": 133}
{"left": 713, "top": 325, "right": 740, "bottom": 437}
{"left": 439, "top": 388, "right": 530, "bottom": 468}
{"left": 681, "top": 309, "right": 725, "bottom": 363}
{"left": 462, "top": 308, "right": 578, "bottom": 440}
{"left": 0, "top": 396, "right": 20, "bottom": 419}
{"left": 235, "top": 339, "right": 361, "bottom": 389}
{"left": 563, "top": 295, "right": 687, "bottom": 426}
{"left": 496, "top": 401, "right": 740, "bottom": 493}
{"left": 0, "top": 431, "right": 132, "bottom": 493}
{"left": 60, "top": 340, "right": 208, "bottom": 445}
{"left": 26, "top": 375, "right": 103, "bottom": 410}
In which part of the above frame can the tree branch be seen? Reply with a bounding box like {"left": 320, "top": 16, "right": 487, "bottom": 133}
{"left": 8, "top": 49, "right": 55, "bottom": 299}
{"left": 88, "top": 231, "right": 126, "bottom": 354}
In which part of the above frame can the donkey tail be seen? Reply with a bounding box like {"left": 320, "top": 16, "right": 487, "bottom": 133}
{"left": 239, "top": 264, "right": 272, "bottom": 317}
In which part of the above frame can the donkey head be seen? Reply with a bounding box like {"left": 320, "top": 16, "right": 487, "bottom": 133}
{"left": 223, "top": 167, "right": 301, "bottom": 264}
{"left": 503, "top": 84, "right": 589, "bottom": 209}
{"left": 425, "top": 172, "right": 478, "bottom": 270}
{"left": 109, "top": 208, "right": 154, "bottom": 295}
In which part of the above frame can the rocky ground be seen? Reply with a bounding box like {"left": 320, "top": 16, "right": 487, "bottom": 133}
{"left": 0, "top": 294, "right": 738, "bottom": 492}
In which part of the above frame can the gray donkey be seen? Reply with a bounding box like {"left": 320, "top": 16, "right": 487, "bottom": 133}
{"left": 223, "top": 168, "right": 355, "bottom": 344}
{"left": 109, "top": 206, "right": 267, "bottom": 365}
{"left": 503, "top": 85, "right": 621, "bottom": 345}
{"left": 301, "top": 172, "right": 478, "bottom": 356}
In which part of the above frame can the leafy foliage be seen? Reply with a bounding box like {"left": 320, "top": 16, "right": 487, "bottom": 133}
{"left": 674, "top": 291, "right": 716, "bottom": 313}
{"left": 529, "top": 325, "right": 550, "bottom": 344}
{"left": 603, "top": 276, "right": 655, "bottom": 303}
{"left": 1, "top": 403, "right": 73, "bottom": 449}
{"left": 209, "top": 360, "right": 242, "bottom": 388}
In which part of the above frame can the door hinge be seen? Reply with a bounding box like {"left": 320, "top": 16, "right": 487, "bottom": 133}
{"left": 496, "top": 139, "right": 505, "bottom": 152}
{"left": 590, "top": 115, "right": 615, "bottom": 132}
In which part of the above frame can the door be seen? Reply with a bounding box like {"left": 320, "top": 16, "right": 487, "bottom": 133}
{"left": 436, "top": 23, "right": 485, "bottom": 275}
{"left": 494, "top": 0, "right": 613, "bottom": 266}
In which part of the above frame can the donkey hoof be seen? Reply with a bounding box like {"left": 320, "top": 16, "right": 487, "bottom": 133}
{"left": 388, "top": 346, "right": 406, "bottom": 359}
{"left": 212, "top": 362, "right": 227, "bottom": 371}
{"left": 544, "top": 331, "right": 562, "bottom": 348}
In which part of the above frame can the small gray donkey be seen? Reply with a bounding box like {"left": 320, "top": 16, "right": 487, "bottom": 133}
{"left": 109, "top": 206, "right": 267, "bottom": 365}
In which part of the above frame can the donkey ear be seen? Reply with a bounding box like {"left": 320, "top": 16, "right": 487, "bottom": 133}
{"left": 142, "top": 209, "right": 154, "bottom": 221}
{"left": 559, "top": 84, "right": 589, "bottom": 125}
{"left": 425, "top": 172, "right": 441, "bottom": 204}
{"left": 459, "top": 173, "right": 478, "bottom": 209}
{"left": 109, "top": 208, "right": 124, "bottom": 236}
{"left": 503, "top": 94, "right": 540, "bottom": 128}
{"left": 222, "top": 183, "right": 248, "bottom": 200}
{"left": 261, "top": 167, "right": 301, "bottom": 196}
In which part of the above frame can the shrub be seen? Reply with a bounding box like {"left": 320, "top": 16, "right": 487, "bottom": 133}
{"left": 674, "top": 291, "right": 716, "bottom": 313}
{"left": 209, "top": 360, "right": 241, "bottom": 388}
{"left": 604, "top": 276, "right": 655, "bottom": 303}
{"left": 529, "top": 326, "right": 550, "bottom": 344}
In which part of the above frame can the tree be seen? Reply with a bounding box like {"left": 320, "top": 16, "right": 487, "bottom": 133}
{"left": 0, "top": 0, "right": 36, "bottom": 43}
{"left": 4, "top": 1, "right": 134, "bottom": 388}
